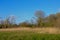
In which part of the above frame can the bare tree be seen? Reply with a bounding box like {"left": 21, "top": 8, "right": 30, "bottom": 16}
{"left": 47, "top": 14, "right": 57, "bottom": 27}
{"left": 35, "top": 10, "right": 45, "bottom": 27}
{"left": 9, "top": 15, "right": 16, "bottom": 25}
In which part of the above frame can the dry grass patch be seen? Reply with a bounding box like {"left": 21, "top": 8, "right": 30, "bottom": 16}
{"left": 0, "top": 27, "right": 60, "bottom": 34}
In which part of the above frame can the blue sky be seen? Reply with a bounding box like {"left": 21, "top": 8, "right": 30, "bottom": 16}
{"left": 0, "top": 0, "right": 60, "bottom": 23}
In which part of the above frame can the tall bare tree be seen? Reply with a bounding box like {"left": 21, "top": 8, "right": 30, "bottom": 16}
{"left": 35, "top": 10, "right": 45, "bottom": 27}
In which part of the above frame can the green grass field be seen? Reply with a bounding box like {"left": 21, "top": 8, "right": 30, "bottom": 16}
{"left": 0, "top": 31, "right": 60, "bottom": 40}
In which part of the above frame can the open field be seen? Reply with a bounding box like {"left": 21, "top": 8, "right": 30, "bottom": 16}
{"left": 0, "top": 27, "right": 60, "bottom": 34}
{"left": 0, "top": 31, "right": 60, "bottom": 40}
{"left": 0, "top": 27, "right": 60, "bottom": 40}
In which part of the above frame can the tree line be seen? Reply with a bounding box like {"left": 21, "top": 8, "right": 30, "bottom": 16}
{"left": 0, "top": 10, "right": 60, "bottom": 28}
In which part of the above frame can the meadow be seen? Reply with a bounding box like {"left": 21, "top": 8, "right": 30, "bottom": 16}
{"left": 0, "top": 28, "right": 60, "bottom": 40}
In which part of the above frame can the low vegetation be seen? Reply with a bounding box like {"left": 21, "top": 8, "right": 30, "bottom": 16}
{"left": 0, "top": 31, "right": 60, "bottom": 40}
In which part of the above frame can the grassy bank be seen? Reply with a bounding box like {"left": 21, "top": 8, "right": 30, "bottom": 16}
{"left": 0, "top": 31, "right": 60, "bottom": 40}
